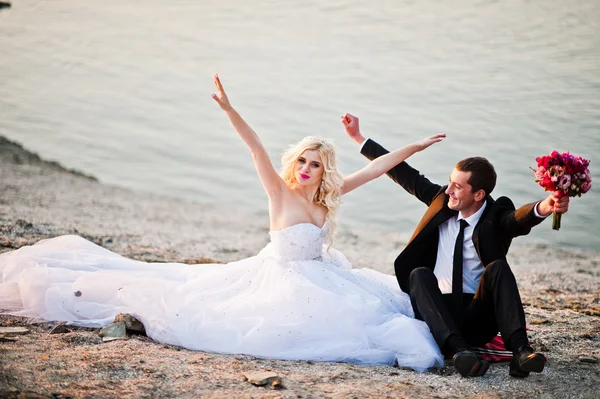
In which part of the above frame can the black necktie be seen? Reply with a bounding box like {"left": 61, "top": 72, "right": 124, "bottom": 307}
{"left": 452, "top": 219, "right": 469, "bottom": 319}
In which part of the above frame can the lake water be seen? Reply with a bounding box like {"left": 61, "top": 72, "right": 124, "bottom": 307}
{"left": 1, "top": 0, "right": 598, "bottom": 250}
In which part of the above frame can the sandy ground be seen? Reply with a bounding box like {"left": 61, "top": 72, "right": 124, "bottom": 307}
{"left": 0, "top": 136, "right": 599, "bottom": 399}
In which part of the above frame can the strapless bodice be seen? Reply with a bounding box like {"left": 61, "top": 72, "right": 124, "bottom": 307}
{"left": 263, "top": 223, "right": 326, "bottom": 262}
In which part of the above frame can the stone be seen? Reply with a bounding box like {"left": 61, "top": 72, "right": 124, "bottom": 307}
{"left": 271, "top": 378, "right": 283, "bottom": 389}
{"left": 530, "top": 319, "right": 551, "bottom": 325}
{"left": 114, "top": 313, "right": 146, "bottom": 334}
{"left": 0, "top": 333, "right": 17, "bottom": 342}
{"left": 578, "top": 356, "right": 599, "bottom": 364}
{"left": 244, "top": 371, "right": 281, "bottom": 387}
{"left": 99, "top": 322, "right": 126, "bottom": 342}
{"left": 15, "top": 392, "right": 49, "bottom": 399}
{"left": 49, "top": 323, "right": 70, "bottom": 334}
{"left": 0, "top": 326, "right": 30, "bottom": 336}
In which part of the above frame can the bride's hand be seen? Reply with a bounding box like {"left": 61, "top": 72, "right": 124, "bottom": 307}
{"left": 416, "top": 134, "right": 446, "bottom": 151}
{"left": 211, "top": 74, "right": 233, "bottom": 112}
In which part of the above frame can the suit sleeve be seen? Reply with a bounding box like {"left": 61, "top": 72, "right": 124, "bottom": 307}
{"left": 361, "top": 138, "right": 444, "bottom": 206}
{"left": 496, "top": 197, "right": 546, "bottom": 238}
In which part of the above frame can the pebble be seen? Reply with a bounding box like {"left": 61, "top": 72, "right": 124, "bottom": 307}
{"left": 49, "top": 323, "right": 70, "bottom": 334}
{"left": 99, "top": 321, "right": 127, "bottom": 342}
{"left": 578, "top": 356, "right": 599, "bottom": 364}
{"left": 0, "top": 326, "right": 30, "bottom": 335}
{"left": 0, "top": 333, "right": 17, "bottom": 342}
{"left": 244, "top": 371, "right": 282, "bottom": 388}
{"left": 13, "top": 392, "right": 48, "bottom": 399}
{"left": 114, "top": 313, "right": 146, "bottom": 334}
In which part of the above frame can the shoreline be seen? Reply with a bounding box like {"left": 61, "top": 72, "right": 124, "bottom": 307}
{"left": 1, "top": 135, "right": 599, "bottom": 398}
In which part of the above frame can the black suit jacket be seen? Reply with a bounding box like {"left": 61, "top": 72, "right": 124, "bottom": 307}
{"left": 362, "top": 139, "right": 545, "bottom": 293}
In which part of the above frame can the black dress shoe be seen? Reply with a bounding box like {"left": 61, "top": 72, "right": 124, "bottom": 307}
{"left": 453, "top": 350, "right": 490, "bottom": 378}
{"left": 509, "top": 345, "right": 546, "bottom": 378}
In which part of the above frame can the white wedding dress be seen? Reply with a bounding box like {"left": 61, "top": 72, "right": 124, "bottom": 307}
{"left": 0, "top": 223, "right": 443, "bottom": 371}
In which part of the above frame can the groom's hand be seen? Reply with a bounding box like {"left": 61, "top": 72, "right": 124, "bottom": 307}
{"left": 537, "top": 192, "right": 570, "bottom": 217}
{"left": 341, "top": 113, "right": 366, "bottom": 145}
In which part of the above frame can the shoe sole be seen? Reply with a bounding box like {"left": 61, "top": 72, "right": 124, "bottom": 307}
{"left": 509, "top": 368, "right": 530, "bottom": 378}
{"left": 520, "top": 353, "right": 546, "bottom": 373}
{"left": 473, "top": 360, "right": 490, "bottom": 377}
{"left": 509, "top": 353, "right": 546, "bottom": 378}
{"left": 454, "top": 354, "right": 480, "bottom": 377}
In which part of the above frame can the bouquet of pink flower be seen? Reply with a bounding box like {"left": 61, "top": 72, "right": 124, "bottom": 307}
{"left": 532, "top": 150, "right": 592, "bottom": 230}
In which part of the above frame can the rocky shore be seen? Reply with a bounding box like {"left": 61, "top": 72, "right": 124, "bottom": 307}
{"left": 0, "top": 136, "right": 598, "bottom": 399}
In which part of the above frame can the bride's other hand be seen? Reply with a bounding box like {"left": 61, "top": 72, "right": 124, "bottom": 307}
{"left": 341, "top": 113, "right": 366, "bottom": 145}
{"left": 211, "top": 74, "right": 233, "bottom": 112}
{"left": 416, "top": 134, "right": 446, "bottom": 151}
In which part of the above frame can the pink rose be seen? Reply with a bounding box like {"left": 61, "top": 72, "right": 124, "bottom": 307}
{"left": 559, "top": 175, "right": 571, "bottom": 190}
{"left": 581, "top": 181, "right": 591, "bottom": 193}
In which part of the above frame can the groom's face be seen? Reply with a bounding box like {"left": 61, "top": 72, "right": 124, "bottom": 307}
{"left": 446, "top": 169, "right": 479, "bottom": 213}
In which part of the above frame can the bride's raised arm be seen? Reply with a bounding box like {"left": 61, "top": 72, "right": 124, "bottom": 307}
{"left": 211, "top": 75, "right": 284, "bottom": 198}
{"left": 340, "top": 114, "right": 445, "bottom": 195}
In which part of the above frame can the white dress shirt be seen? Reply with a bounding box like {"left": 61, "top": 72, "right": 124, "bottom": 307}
{"left": 434, "top": 203, "right": 487, "bottom": 294}
{"left": 434, "top": 202, "right": 546, "bottom": 294}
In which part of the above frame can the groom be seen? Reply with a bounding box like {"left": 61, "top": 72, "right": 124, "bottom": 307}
{"left": 341, "top": 114, "right": 569, "bottom": 378}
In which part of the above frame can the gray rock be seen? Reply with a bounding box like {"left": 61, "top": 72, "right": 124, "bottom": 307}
{"left": 0, "top": 334, "right": 17, "bottom": 342}
{"left": 114, "top": 313, "right": 146, "bottom": 334}
{"left": 99, "top": 321, "right": 127, "bottom": 342}
{"left": 244, "top": 371, "right": 282, "bottom": 388}
{"left": 578, "top": 356, "right": 599, "bottom": 364}
{"left": 0, "top": 326, "right": 30, "bottom": 335}
{"left": 13, "top": 392, "right": 48, "bottom": 399}
{"left": 49, "top": 323, "right": 70, "bottom": 334}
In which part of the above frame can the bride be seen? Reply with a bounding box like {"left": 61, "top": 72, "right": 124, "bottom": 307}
{"left": 0, "top": 75, "right": 446, "bottom": 371}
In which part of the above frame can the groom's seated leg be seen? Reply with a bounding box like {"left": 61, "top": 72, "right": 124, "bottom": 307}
{"left": 408, "top": 267, "right": 460, "bottom": 348}
{"left": 461, "top": 294, "right": 498, "bottom": 349}
{"left": 409, "top": 268, "right": 490, "bottom": 377}
{"left": 476, "top": 260, "right": 528, "bottom": 348}
{"left": 471, "top": 260, "right": 546, "bottom": 377}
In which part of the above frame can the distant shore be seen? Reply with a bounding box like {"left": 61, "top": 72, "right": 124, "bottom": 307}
{"left": 1, "top": 135, "right": 598, "bottom": 399}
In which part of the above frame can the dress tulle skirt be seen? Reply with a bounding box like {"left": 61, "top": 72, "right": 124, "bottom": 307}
{"left": 0, "top": 232, "right": 443, "bottom": 371}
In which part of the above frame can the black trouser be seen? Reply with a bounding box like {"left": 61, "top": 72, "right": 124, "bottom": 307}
{"left": 408, "top": 260, "right": 527, "bottom": 354}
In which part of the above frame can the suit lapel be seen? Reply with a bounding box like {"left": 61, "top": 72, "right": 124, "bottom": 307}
{"left": 408, "top": 191, "right": 457, "bottom": 244}
{"left": 472, "top": 196, "right": 494, "bottom": 262}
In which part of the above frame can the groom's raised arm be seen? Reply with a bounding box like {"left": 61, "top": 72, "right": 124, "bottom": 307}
{"left": 361, "top": 138, "right": 443, "bottom": 206}
{"left": 341, "top": 113, "right": 443, "bottom": 206}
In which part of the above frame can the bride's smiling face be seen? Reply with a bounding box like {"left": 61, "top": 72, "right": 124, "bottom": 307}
{"left": 295, "top": 150, "right": 324, "bottom": 186}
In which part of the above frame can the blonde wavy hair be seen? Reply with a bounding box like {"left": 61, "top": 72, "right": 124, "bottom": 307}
{"left": 280, "top": 136, "right": 344, "bottom": 249}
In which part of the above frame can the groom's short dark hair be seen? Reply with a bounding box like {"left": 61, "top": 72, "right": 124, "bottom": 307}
{"left": 456, "top": 157, "right": 497, "bottom": 197}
